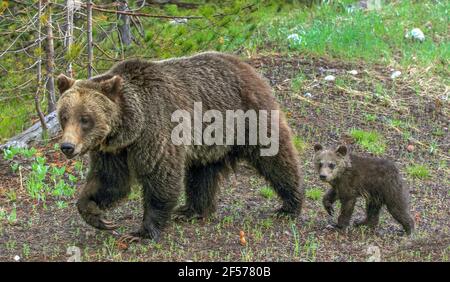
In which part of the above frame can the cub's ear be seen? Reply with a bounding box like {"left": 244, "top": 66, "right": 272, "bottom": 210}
{"left": 99, "top": 75, "right": 123, "bottom": 102}
{"left": 56, "top": 74, "right": 75, "bottom": 94}
{"left": 314, "top": 144, "right": 323, "bottom": 152}
{"left": 336, "top": 145, "right": 348, "bottom": 156}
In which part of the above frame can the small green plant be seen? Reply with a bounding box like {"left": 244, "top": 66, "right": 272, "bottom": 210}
{"left": 3, "top": 147, "right": 20, "bottom": 160}
{"left": 21, "top": 147, "right": 37, "bottom": 158}
{"left": 350, "top": 129, "right": 386, "bottom": 155}
{"left": 259, "top": 186, "right": 275, "bottom": 200}
{"left": 291, "top": 224, "right": 300, "bottom": 257}
{"left": 6, "top": 189, "right": 16, "bottom": 202}
{"left": 387, "top": 118, "right": 407, "bottom": 129}
{"left": 364, "top": 113, "right": 377, "bottom": 122}
{"left": 303, "top": 234, "right": 319, "bottom": 262}
{"left": 222, "top": 215, "right": 234, "bottom": 225}
{"left": 306, "top": 187, "right": 323, "bottom": 201}
{"left": 7, "top": 205, "right": 17, "bottom": 224}
{"left": 292, "top": 135, "right": 307, "bottom": 154}
{"left": 56, "top": 201, "right": 68, "bottom": 209}
{"left": 26, "top": 156, "right": 49, "bottom": 202}
{"left": 291, "top": 72, "right": 306, "bottom": 93}
{"left": 22, "top": 243, "right": 30, "bottom": 258}
{"left": 10, "top": 162, "right": 19, "bottom": 173}
{"left": 260, "top": 218, "right": 273, "bottom": 229}
{"left": 406, "top": 164, "right": 431, "bottom": 180}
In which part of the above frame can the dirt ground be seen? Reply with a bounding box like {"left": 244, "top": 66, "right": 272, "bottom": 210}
{"left": 0, "top": 54, "right": 449, "bottom": 261}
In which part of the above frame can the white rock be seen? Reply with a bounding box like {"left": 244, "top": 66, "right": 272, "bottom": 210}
{"left": 347, "top": 70, "right": 358, "bottom": 75}
{"left": 390, "top": 71, "right": 401, "bottom": 79}
{"left": 14, "top": 255, "right": 20, "bottom": 262}
{"left": 66, "top": 246, "right": 81, "bottom": 262}
{"left": 304, "top": 92, "right": 313, "bottom": 98}
{"left": 287, "top": 33, "right": 301, "bottom": 42}
{"left": 366, "top": 245, "right": 381, "bottom": 262}
{"left": 287, "top": 33, "right": 303, "bottom": 47}
{"left": 405, "top": 28, "right": 425, "bottom": 42}
{"left": 324, "top": 75, "right": 335, "bottom": 81}
{"left": 169, "top": 18, "right": 188, "bottom": 25}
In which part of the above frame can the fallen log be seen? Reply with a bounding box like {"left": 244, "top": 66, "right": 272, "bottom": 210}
{"left": 0, "top": 111, "right": 61, "bottom": 149}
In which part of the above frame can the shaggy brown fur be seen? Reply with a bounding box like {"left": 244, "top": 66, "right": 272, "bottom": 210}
{"left": 313, "top": 144, "right": 414, "bottom": 235}
{"left": 56, "top": 52, "right": 304, "bottom": 242}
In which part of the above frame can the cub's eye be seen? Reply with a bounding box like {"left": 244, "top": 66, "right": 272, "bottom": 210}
{"left": 329, "top": 163, "right": 335, "bottom": 169}
{"left": 319, "top": 162, "right": 323, "bottom": 168}
{"left": 80, "top": 116, "right": 90, "bottom": 125}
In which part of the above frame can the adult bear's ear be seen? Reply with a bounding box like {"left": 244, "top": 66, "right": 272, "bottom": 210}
{"left": 99, "top": 75, "right": 123, "bottom": 102}
{"left": 56, "top": 74, "right": 75, "bottom": 94}
{"left": 336, "top": 145, "right": 348, "bottom": 156}
{"left": 314, "top": 144, "right": 323, "bottom": 152}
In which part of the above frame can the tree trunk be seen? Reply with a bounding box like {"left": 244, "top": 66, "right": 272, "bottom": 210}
{"left": 44, "top": 0, "right": 56, "bottom": 113}
{"left": 0, "top": 112, "right": 60, "bottom": 149}
{"left": 35, "top": 0, "right": 48, "bottom": 136}
{"left": 65, "top": 0, "right": 75, "bottom": 77}
{"left": 117, "top": 1, "right": 132, "bottom": 46}
{"left": 87, "top": 0, "right": 93, "bottom": 78}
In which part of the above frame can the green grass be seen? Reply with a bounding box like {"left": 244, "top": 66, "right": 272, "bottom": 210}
{"left": 259, "top": 186, "right": 275, "bottom": 200}
{"left": 350, "top": 128, "right": 386, "bottom": 155}
{"left": 306, "top": 187, "right": 324, "bottom": 201}
{"left": 291, "top": 71, "right": 307, "bottom": 93}
{"left": 292, "top": 135, "right": 308, "bottom": 154}
{"left": 1, "top": 0, "right": 448, "bottom": 141}
{"left": 406, "top": 164, "right": 431, "bottom": 180}
{"left": 250, "top": 0, "right": 449, "bottom": 72}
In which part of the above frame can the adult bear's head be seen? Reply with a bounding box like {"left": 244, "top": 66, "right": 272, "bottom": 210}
{"left": 56, "top": 74, "right": 123, "bottom": 159}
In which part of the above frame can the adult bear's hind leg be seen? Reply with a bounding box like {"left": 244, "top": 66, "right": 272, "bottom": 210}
{"left": 247, "top": 139, "right": 304, "bottom": 216}
{"left": 77, "top": 151, "right": 130, "bottom": 230}
{"left": 174, "top": 160, "right": 229, "bottom": 221}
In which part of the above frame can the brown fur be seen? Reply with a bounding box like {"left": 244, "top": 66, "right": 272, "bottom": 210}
{"left": 56, "top": 52, "right": 304, "bottom": 241}
{"left": 313, "top": 144, "right": 414, "bottom": 235}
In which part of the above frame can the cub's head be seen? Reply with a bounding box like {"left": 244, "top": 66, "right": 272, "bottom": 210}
{"left": 313, "top": 144, "right": 351, "bottom": 183}
{"left": 56, "top": 74, "right": 123, "bottom": 159}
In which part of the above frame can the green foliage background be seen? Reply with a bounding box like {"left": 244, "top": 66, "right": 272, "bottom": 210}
{"left": 0, "top": 0, "right": 448, "bottom": 141}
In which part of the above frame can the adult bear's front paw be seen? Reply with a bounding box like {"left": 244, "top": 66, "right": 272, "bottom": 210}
{"left": 119, "top": 225, "right": 161, "bottom": 244}
{"left": 80, "top": 212, "right": 119, "bottom": 230}
{"left": 77, "top": 200, "right": 118, "bottom": 230}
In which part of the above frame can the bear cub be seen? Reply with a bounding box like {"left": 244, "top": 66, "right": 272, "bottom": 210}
{"left": 313, "top": 144, "right": 414, "bottom": 235}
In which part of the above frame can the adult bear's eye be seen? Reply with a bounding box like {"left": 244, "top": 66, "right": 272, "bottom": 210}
{"left": 80, "top": 116, "right": 91, "bottom": 127}
{"left": 329, "top": 163, "right": 335, "bottom": 169}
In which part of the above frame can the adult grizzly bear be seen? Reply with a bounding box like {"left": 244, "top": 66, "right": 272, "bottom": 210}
{"left": 56, "top": 52, "right": 304, "bottom": 242}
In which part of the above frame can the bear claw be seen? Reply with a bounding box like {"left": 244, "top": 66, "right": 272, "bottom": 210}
{"left": 118, "top": 233, "right": 141, "bottom": 244}
{"left": 83, "top": 214, "right": 119, "bottom": 230}
{"left": 173, "top": 206, "right": 204, "bottom": 221}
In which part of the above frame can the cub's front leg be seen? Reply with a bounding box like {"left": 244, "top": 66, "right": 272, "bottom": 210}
{"left": 334, "top": 196, "right": 356, "bottom": 231}
{"left": 322, "top": 187, "right": 337, "bottom": 216}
